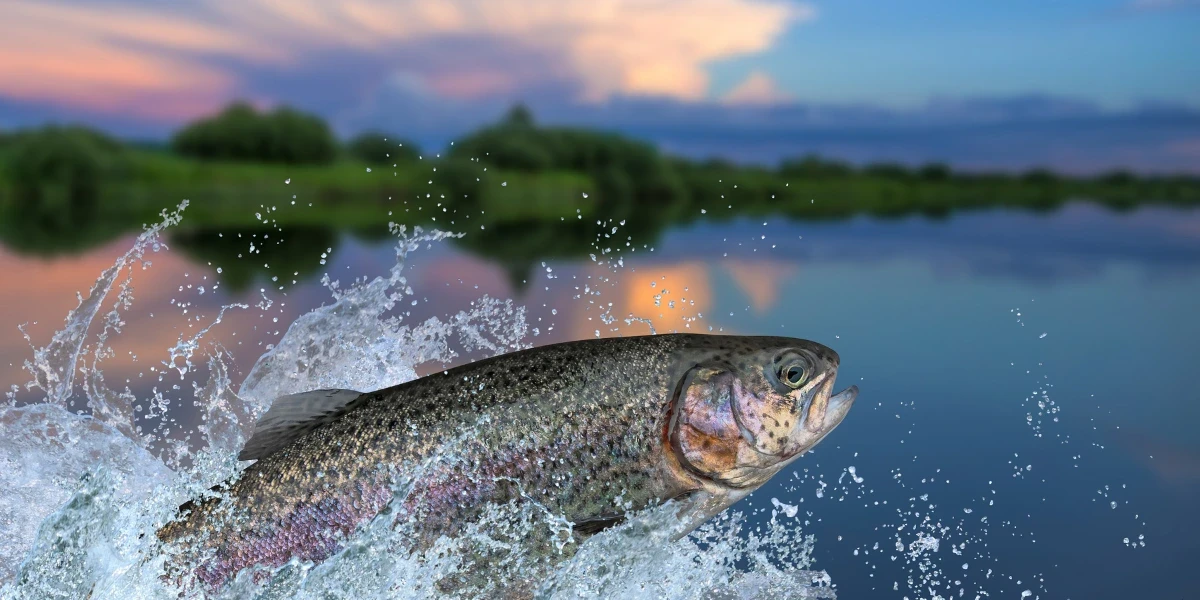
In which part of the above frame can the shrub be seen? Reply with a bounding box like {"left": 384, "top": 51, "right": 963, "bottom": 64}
{"left": 864, "top": 162, "right": 913, "bottom": 180}
{"left": 5, "top": 125, "right": 126, "bottom": 199}
{"left": 1021, "top": 168, "right": 1058, "bottom": 184}
{"left": 267, "top": 107, "right": 339, "bottom": 164}
{"left": 450, "top": 105, "right": 662, "bottom": 174}
{"left": 474, "top": 133, "right": 554, "bottom": 171}
{"left": 172, "top": 102, "right": 337, "bottom": 164}
{"left": 1, "top": 125, "right": 128, "bottom": 239}
{"left": 917, "top": 163, "right": 951, "bottom": 181}
{"left": 1098, "top": 169, "right": 1135, "bottom": 185}
{"left": 502, "top": 104, "right": 535, "bottom": 128}
{"left": 779, "top": 155, "right": 854, "bottom": 178}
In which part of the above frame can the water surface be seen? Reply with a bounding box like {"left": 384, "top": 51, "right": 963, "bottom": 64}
{"left": 1, "top": 202, "right": 1197, "bottom": 599}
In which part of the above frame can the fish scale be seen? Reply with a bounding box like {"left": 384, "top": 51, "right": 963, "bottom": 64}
{"left": 157, "top": 333, "right": 857, "bottom": 594}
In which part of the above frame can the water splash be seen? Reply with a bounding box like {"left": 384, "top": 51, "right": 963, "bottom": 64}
{"left": 0, "top": 214, "right": 832, "bottom": 599}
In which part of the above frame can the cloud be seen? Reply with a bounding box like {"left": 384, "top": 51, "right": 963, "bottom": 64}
{"left": 327, "top": 82, "right": 1200, "bottom": 175}
{"left": 722, "top": 70, "right": 795, "bottom": 106}
{"left": 1111, "top": 428, "right": 1200, "bottom": 486}
{"left": 0, "top": 2, "right": 291, "bottom": 120}
{"left": 580, "top": 263, "right": 712, "bottom": 338}
{"left": 2, "top": 0, "right": 1193, "bottom": 175}
{"left": 0, "top": 0, "right": 806, "bottom": 121}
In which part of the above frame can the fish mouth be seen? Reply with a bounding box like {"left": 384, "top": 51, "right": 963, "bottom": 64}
{"left": 785, "top": 383, "right": 857, "bottom": 457}
{"left": 822, "top": 385, "right": 858, "bottom": 431}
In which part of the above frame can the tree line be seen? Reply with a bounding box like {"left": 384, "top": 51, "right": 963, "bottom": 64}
{"left": 5, "top": 100, "right": 1185, "bottom": 196}
{"left": 2, "top": 101, "right": 1199, "bottom": 287}
{"left": 2, "top": 100, "right": 1198, "bottom": 261}
{"left": 0, "top": 101, "right": 420, "bottom": 199}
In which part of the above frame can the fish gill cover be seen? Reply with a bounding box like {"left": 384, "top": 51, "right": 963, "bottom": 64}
{"left": 0, "top": 204, "right": 837, "bottom": 599}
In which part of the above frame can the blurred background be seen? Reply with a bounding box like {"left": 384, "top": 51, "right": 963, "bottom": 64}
{"left": 2, "top": 0, "right": 1199, "bottom": 257}
{"left": 1, "top": 1, "right": 1198, "bottom": 598}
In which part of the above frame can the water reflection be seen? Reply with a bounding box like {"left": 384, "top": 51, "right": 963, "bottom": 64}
{"left": 656, "top": 204, "right": 1200, "bottom": 281}
{"left": 5, "top": 203, "right": 1199, "bottom": 392}
{"left": 2, "top": 201, "right": 1199, "bottom": 598}
{"left": 1113, "top": 428, "right": 1200, "bottom": 486}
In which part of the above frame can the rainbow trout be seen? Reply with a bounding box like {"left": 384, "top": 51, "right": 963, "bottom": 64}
{"left": 157, "top": 334, "right": 857, "bottom": 591}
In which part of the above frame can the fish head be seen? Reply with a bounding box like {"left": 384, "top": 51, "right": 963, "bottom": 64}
{"left": 667, "top": 337, "right": 857, "bottom": 490}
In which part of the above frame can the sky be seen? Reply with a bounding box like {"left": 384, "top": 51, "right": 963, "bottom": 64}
{"left": 1, "top": 0, "right": 1197, "bottom": 171}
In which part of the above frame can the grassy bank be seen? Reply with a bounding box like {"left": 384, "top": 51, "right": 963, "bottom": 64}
{"left": 2, "top": 110, "right": 1199, "bottom": 289}
{"left": 2, "top": 147, "right": 1198, "bottom": 256}
{"left": 3, "top": 146, "right": 1195, "bottom": 219}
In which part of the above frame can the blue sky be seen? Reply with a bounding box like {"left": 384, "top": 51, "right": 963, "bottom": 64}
{"left": 713, "top": 0, "right": 1199, "bottom": 108}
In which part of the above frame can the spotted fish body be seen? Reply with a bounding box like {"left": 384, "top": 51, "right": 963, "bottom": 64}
{"left": 157, "top": 334, "right": 858, "bottom": 590}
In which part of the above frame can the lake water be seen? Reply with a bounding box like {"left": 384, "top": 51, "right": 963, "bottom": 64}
{"left": 1, "top": 201, "right": 1197, "bottom": 598}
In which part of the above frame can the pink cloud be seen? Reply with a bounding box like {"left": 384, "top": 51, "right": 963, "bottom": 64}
{"left": 1165, "top": 138, "right": 1200, "bottom": 161}
{"left": 0, "top": 0, "right": 807, "bottom": 120}
{"left": 721, "top": 69, "right": 795, "bottom": 106}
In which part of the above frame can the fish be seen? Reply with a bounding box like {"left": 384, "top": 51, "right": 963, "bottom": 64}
{"left": 156, "top": 333, "right": 858, "bottom": 592}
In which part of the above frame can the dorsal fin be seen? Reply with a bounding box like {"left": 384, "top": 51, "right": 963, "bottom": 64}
{"left": 238, "top": 388, "right": 363, "bottom": 461}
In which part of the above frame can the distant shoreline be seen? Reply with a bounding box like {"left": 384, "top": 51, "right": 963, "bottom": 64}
{"left": 3, "top": 108, "right": 1199, "bottom": 280}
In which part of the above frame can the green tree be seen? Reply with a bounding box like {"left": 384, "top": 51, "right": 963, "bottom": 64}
{"left": 864, "top": 162, "right": 913, "bottom": 180}
{"left": 503, "top": 104, "right": 535, "bottom": 128}
{"left": 779, "top": 155, "right": 854, "bottom": 178}
{"left": 0, "top": 126, "right": 130, "bottom": 253}
{"left": 448, "top": 106, "right": 691, "bottom": 216}
{"left": 268, "top": 107, "right": 338, "bottom": 164}
{"left": 172, "top": 102, "right": 337, "bottom": 164}
{"left": 473, "top": 132, "right": 554, "bottom": 171}
{"left": 917, "top": 163, "right": 951, "bottom": 181}
{"left": 1098, "top": 169, "right": 1135, "bottom": 185}
{"left": 1021, "top": 168, "right": 1058, "bottom": 184}
{"left": 3, "top": 126, "right": 127, "bottom": 213}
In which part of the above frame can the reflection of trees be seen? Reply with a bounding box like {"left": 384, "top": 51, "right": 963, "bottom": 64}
{"left": 3, "top": 171, "right": 1197, "bottom": 269}
{"left": 3, "top": 175, "right": 1193, "bottom": 276}
{"left": 451, "top": 207, "right": 677, "bottom": 291}
{"left": 5, "top": 113, "right": 1199, "bottom": 265}
{"left": 0, "top": 202, "right": 131, "bottom": 256}
{"left": 346, "top": 225, "right": 396, "bottom": 244}
{"left": 170, "top": 227, "right": 339, "bottom": 293}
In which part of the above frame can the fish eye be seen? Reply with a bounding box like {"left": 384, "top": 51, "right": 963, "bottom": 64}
{"left": 778, "top": 361, "right": 808, "bottom": 388}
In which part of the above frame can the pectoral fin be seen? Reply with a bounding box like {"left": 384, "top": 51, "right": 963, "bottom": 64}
{"left": 572, "top": 513, "right": 627, "bottom": 536}
{"left": 667, "top": 489, "right": 724, "bottom": 542}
